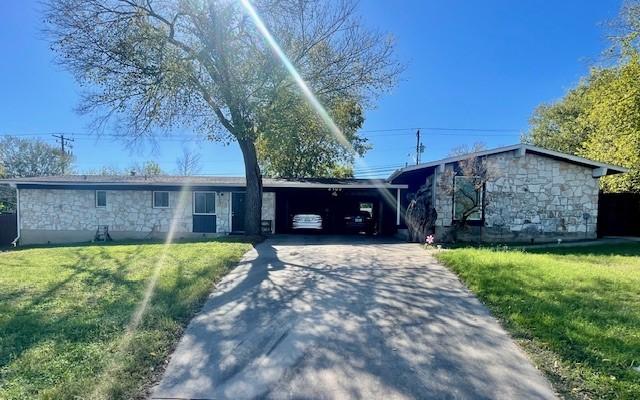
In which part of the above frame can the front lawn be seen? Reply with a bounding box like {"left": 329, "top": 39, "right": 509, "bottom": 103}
{"left": 436, "top": 244, "right": 640, "bottom": 400}
{"left": 0, "top": 239, "right": 252, "bottom": 399}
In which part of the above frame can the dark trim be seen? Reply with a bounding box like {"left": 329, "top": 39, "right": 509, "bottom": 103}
{"left": 15, "top": 183, "right": 263, "bottom": 192}
{"left": 16, "top": 184, "right": 405, "bottom": 194}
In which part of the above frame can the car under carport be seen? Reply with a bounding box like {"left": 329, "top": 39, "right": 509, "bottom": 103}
{"left": 269, "top": 178, "right": 408, "bottom": 235}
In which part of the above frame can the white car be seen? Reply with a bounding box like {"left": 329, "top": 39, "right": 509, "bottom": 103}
{"left": 292, "top": 214, "right": 323, "bottom": 230}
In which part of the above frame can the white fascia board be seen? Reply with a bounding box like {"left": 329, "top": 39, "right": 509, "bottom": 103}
{"left": 389, "top": 143, "right": 629, "bottom": 181}
{"left": 522, "top": 144, "right": 629, "bottom": 174}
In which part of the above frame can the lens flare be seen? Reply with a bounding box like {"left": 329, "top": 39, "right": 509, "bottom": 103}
{"left": 92, "top": 179, "right": 193, "bottom": 398}
{"left": 239, "top": 0, "right": 404, "bottom": 215}
{"left": 97, "top": 2, "right": 405, "bottom": 394}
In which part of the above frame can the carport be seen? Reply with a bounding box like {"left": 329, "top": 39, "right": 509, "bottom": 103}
{"left": 265, "top": 179, "right": 408, "bottom": 235}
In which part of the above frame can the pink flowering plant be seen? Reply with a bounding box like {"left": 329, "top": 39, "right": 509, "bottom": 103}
{"left": 425, "top": 234, "right": 435, "bottom": 246}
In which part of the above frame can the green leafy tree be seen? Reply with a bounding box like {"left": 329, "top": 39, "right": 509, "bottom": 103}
{"left": 0, "top": 136, "right": 73, "bottom": 178}
{"left": 526, "top": 83, "right": 594, "bottom": 154}
{"left": 131, "top": 161, "right": 164, "bottom": 176}
{"left": 45, "top": 0, "right": 401, "bottom": 234}
{"left": 525, "top": 58, "right": 640, "bottom": 192}
{"left": 329, "top": 165, "right": 355, "bottom": 179}
{"left": 525, "top": 2, "right": 640, "bottom": 193}
{"left": 0, "top": 136, "right": 74, "bottom": 212}
{"left": 83, "top": 161, "right": 165, "bottom": 176}
{"left": 581, "top": 56, "right": 640, "bottom": 192}
{"left": 256, "top": 89, "right": 368, "bottom": 178}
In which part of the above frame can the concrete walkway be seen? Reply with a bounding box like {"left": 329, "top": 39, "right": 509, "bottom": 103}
{"left": 152, "top": 235, "right": 557, "bottom": 400}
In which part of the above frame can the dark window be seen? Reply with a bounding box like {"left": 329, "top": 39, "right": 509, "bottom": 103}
{"left": 194, "top": 192, "right": 216, "bottom": 214}
{"left": 453, "top": 176, "right": 483, "bottom": 221}
{"left": 193, "top": 215, "right": 217, "bottom": 233}
{"left": 96, "top": 191, "right": 107, "bottom": 207}
{"left": 153, "top": 191, "right": 169, "bottom": 208}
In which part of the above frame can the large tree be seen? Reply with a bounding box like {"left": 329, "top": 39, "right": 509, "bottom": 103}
{"left": 525, "top": 57, "right": 640, "bottom": 192}
{"left": 256, "top": 88, "right": 368, "bottom": 178}
{"left": 525, "top": 2, "right": 640, "bottom": 193}
{"left": 45, "top": 0, "right": 401, "bottom": 234}
{"left": 526, "top": 84, "right": 594, "bottom": 154}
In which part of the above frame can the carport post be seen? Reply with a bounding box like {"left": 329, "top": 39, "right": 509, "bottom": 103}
{"left": 396, "top": 188, "right": 400, "bottom": 226}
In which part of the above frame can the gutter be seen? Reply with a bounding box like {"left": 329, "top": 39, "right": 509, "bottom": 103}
{"left": 11, "top": 187, "right": 20, "bottom": 246}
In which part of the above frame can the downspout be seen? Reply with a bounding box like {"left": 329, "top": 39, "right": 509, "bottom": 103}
{"left": 396, "top": 188, "right": 401, "bottom": 226}
{"left": 11, "top": 186, "right": 20, "bottom": 246}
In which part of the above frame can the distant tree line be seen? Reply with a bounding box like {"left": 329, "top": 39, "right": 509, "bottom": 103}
{"left": 0, "top": 136, "right": 73, "bottom": 212}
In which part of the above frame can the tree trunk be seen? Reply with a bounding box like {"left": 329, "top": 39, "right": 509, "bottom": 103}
{"left": 238, "top": 138, "right": 263, "bottom": 236}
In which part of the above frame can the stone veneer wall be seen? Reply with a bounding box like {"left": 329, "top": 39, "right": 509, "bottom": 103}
{"left": 262, "top": 191, "right": 276, "bottom": 231}
{"left": 434, "top": 151, "right": 600, "bottom": 242}
{"left": 19, "top": 189, "right": 276, "bottom": 244}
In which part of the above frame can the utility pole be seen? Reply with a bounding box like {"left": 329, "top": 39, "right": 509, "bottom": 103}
{"left": 415, "top": 129, "right": 424, "bottom": 164}
{"left": 52, "top": 134, "right": 74, "bottom": 173}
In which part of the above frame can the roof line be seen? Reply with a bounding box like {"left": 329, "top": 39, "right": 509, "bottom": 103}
{"left": 388, "top": 143, "right": 629, "bottom": 181}
{"left": 1, "top": 179, "right": 407, "bottom": 190}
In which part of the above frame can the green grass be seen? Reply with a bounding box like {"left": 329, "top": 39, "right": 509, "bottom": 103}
{"left": 0, "top": 239, "right": 253, "bottom": 399}
{"left": 436, "top": 244, "right": 640, "bottom": 400}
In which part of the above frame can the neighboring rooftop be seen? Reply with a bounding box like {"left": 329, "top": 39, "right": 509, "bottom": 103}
{"left": 389, "top": 143, "right": 629, "bottom": 182}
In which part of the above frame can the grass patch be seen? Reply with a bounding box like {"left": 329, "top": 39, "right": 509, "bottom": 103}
{"left": 0, "top": 239, "right": 252, "bottom": 399}
{"left": 436, "top": 243, "right": 640, "bottom": 400}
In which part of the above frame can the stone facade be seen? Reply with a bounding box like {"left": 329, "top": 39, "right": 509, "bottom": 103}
{"left": 19, "top": 188, "right": 276, "bottom": 244}
{"left": 262, "top": 191, "right": 276, "bottom": 230}
{"left": 433, "top": 151, "right": 600, "bottom": 243}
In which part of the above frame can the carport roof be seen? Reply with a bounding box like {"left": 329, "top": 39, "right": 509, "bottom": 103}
{"left": 2, "top": 175, "right": 408, "bottom": 189}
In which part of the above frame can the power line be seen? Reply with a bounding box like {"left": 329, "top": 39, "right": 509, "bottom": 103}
{"left": 52, "top": 133, "right": 75, "bottom": 155}
{"left": 52, "top": 133, "right": 75, "bottom": 174}
{"left": 365, "top": 131, "right": 520, "bottom": 138}
{"left": 360, "top": 126, "right": 521, "bottom": 133}
{"left": 1, "top": 125, "right": 524, "bottom": 141}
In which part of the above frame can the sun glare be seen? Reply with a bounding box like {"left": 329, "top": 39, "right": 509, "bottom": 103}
{"left": 95, "top": 2, "right": 404, "bottom": 393}
{"left": 92, "top": 179, "right": 193, "bottom": 397}
{"left": 239, "top": 0, "right": 403, "bottom": 214}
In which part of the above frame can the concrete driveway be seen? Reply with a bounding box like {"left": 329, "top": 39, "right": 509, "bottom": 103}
{"left": 152, "top": 235, "right": 556, "bottom": 400}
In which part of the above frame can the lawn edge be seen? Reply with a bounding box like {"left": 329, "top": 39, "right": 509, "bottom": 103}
{"left": 433, "top": 250, "right": 592, "bottom": 400}
{"left": 137, "top": 242, "right": 257, "bottom": 399}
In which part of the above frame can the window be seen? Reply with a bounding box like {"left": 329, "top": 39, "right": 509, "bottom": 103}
{"left": 96, "top": 190, "right": 107, "bottom": 208}
{"left": 193, "top": 192, "right": 216, "bottom": 214}
{"left": 453, "top": 176, "right": 483, "bottom": 221}
{"left": 153, "top": 191, "right": 170, "bottom": 208}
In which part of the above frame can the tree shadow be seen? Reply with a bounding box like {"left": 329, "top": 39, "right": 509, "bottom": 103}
{"left": 153, "top": 236, "right": 556, "bottom": 399}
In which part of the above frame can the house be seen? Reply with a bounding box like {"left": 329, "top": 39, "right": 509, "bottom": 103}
{"left": 389, "top": 144, "right": 628, "bottom": 242}
{"left": 1, "top": 144, "right": 628, "bottom": 245}
{"left": 3, "top": 176, "right": 406, "bottom": 245}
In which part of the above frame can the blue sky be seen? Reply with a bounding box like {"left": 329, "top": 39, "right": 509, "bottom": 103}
{"left": 0, "top": 0, "right": 622, "bottom": 177}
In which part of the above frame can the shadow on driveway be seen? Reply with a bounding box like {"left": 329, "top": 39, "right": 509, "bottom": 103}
{"left": 152, "top": 235, "right": 557, "bottom": 400}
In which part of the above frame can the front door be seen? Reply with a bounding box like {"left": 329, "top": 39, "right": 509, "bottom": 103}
{"left": 232, "top": 192, "right": 246, "bottom": 232}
